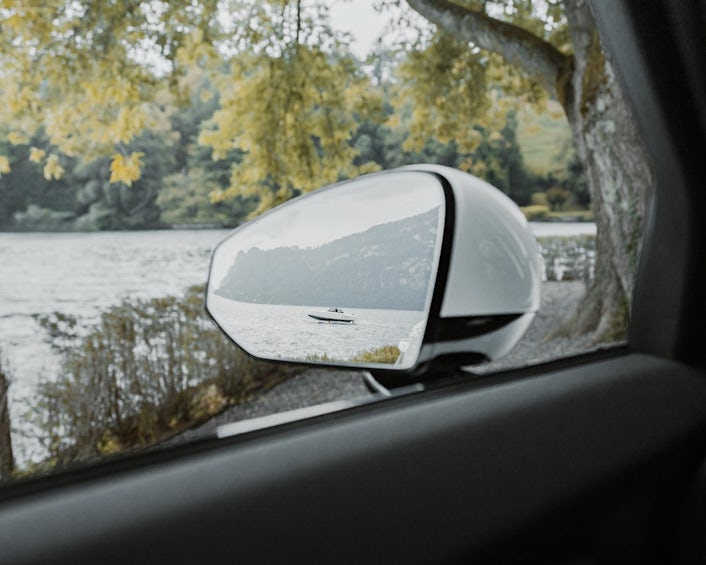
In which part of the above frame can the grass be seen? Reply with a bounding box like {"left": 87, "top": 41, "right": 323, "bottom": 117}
{"left": 351, "top": 345, "right": 401, "bottom": 364}
{"left": 304, "top": 344, "right": 402, "bottom": 365}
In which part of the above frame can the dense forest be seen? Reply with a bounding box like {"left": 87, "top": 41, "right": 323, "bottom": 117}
{"left": 0, "top": 97, "right": 589, "bottom": 231}
{"left": 0, "top": 63, "right": 585, "bottom": 232}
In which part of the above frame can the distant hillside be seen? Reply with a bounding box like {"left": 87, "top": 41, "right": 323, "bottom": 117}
{"left": 215, "top": 208, "right": 441, "bottom": 310}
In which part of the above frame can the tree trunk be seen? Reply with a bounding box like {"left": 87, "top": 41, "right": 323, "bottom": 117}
{"left": 562, "top": 0, "right": 652, "bottom": 338}
{"left": 405, "top": 0, "right": 652, "bottom": 340}
{"left": 0, "top": 360, "right": 14, "bottom": 479}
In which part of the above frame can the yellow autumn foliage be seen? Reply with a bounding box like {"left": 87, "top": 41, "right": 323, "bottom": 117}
{"left": 7, "top": 131, "right": 28, "bottom": 145}
{"left": 194, "top": 6, "right": 381, "bottom": 217}
{"left": 43, "top": 154, "right": 65, "bottom": 180}
{"left": 392, "top": 2, "right": 560, "bottom": 163}
{"left": 29, "top": 147, "right": 46, "bottom": 163}
{"left": 0, "top": 0, "right": 193, "bottom": 173}
{"left": 110, "top": 152, "right": 145, "bottom": 186}
{"left": 0, "top": 156, "right": 10, "bottom": 175}
{"left": 0, "top": 0, "right": 375, "bottom": 214}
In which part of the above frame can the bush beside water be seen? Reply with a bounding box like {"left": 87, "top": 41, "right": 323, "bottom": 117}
{"left": 30, "top": 285, "right": 300, "bottom": 467}
{"left": 351, "top": 345, "right": 401, "bottom": 364}
{"left": 304, "top": 344, "right": 401, "bottom": 365}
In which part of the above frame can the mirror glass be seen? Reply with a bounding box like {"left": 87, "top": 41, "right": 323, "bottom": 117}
{"left": 207, "top": 171, "right": 445, "bottom": 369}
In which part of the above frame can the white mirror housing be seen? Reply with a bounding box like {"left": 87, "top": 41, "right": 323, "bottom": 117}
{"left": 206, "top": 165, "right": 540, "bottom": 384}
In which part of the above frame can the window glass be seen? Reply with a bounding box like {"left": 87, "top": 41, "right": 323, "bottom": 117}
{"left": 0, "top": 0, "right": 647, "bottom": 482}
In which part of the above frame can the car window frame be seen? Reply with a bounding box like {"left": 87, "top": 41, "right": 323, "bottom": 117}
{"left": 0, "top": 0, "right": 704, "bottom": 505}
{"left": 2, "top": 2, "right": 706, "bottom": 562}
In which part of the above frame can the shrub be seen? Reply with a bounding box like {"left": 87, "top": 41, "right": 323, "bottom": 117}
{"left": 13, "top": 204, "right": 75, "bottom": 231}
{"left": 545, "top": 187, "right": 571, "bottom": 211}
{"left": 32, "top": 285, "right": 300, "bottom": 465}
{"left": 304, "top": 353, "right": 339, "bottom": 363}
{"left": 351, "top": 345, "right": 401, "bottom": 364}
{"left": 530, "top": 192, "right": 549, "bottom": 207}
{"left": 521, "top": 205, "right": 550, "bottom": 221}
{"left": 304, "top": 345, "right": 401, "bottom": 365}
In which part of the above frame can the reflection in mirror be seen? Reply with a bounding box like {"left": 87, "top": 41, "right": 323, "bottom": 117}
{"left": 207, "top": 171, "right": 445, "bottom": 370}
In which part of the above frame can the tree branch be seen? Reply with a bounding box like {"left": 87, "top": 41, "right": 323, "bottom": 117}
{"left": 405, "top": 0, "right": 573, "bottom": 98}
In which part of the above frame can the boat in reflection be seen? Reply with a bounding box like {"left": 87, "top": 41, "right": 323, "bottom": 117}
{"left": 307, "top": 307, "right": 355, "bottom": 324}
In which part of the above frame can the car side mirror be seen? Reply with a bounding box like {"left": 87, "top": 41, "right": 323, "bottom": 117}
{"left": 206, "top": 165, "right": 540, "bottom": 385}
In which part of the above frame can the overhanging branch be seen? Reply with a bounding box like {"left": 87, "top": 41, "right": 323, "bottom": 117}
{"left": 405, "top": 0, "right": 573, "bottom": 98}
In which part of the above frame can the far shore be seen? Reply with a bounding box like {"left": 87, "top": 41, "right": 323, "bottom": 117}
{"left": 0, "top": 217, "right": 595, "bottom": 234}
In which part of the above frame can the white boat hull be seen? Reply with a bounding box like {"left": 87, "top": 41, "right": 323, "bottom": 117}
{"left": 308, "top": 309, "right": 355, "bottom": 324}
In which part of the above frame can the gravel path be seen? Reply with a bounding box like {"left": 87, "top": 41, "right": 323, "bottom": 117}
{"left": 172, "top": 281, "right": 593, "bottom": 443}
{"left": 476, "top": 280, "right": 593, "bottom": 373}
{"left": 171, "top": 368, "right": 368, "bottom": 443}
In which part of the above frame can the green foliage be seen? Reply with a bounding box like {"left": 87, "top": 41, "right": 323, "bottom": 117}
{"left": 70, "top": 130, "right": 172, "bottom": 230}
{"left": 395, "top": 30, "right": 490, "bottom": 155}
{"left": 13, "top": 205, "right": 75, "bottom": 231}
{"left": 32, "top": 285, "right": 300, "bottom": 466}
{"left": 168, "top": 74, "right": 222, "bottom": 174}
{"left": 3, "top": 129, "right": 172, "bottom": 230}
{"left": 157, "top": 170, "right": 252, "bottom": 227}
{"left": 202, "top": 46, "right": 379, "bottom": 216}
{"left": 466, "top": 111, "right": 534, "bottom": 205}
{"left": 0, "top": 0, "right": 220, "bottom": 182}
{"left": 0, "top": 0, "right": 586, "bottom": 230}
{"left": 516, "top": 104, "right": 574, "bottom": 176}
{"left": 0, "top": 133, "right": 77, "bottom": 229}
{"left": 531, "top": 192, "right": 549, "bottom": 206}
{"left": 545, "top": 186, "right": 571, "bottom": 211}
{"left": 188, "top": 2, "right": 383, "bottom": 216}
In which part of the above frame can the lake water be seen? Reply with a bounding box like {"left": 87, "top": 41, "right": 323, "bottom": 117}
{"left": 0, "top": 222, "right": 593, "bottom": 462}
{"left": 209, "top": 295, "right": 426, "bottom": 367}
{"left": 0, "top": 229, "right": 229, "bottom": 461}
{"left": 529, "top": 221, "right": 596, "bottom": 237}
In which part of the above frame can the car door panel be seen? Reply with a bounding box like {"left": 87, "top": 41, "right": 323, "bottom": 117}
{"left": 1, "top": 353, "right": 705, "bottom": 564}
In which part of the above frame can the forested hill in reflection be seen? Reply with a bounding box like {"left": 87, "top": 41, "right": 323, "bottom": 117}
{"left": 215, "top": 208, "right": 440, "bottom": 310}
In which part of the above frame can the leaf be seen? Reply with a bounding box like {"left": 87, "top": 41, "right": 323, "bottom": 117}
{"left": 29, "top": 147, "right": 46, "bottom": 163}
{"left": 0, "top": 156, "right": 10, "bottom": 175}
{"left": 43, "top": 154, "right": 65, "bottom": 180}
{"left": 7, "top": 131, "right": 28, "bottom": 145}
{"left": 109, "top": 152, "right": 144, "bottom": 186}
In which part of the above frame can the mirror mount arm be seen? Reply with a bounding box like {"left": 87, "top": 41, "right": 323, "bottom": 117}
{"left": 365, "top": 352, "right": 487, "bottom": 390}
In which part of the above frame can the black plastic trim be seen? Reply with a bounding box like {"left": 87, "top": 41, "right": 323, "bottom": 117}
{"left": 433, "top": 313, "right": 522, "bottom": 342}
{"left": 1, "top": 354, "right": 705, "bottom": 564}
{"left": 204, "top": 168, "right": 457, "bottom": 380}
{"left": 591, "top": 1, "right": 706, "bottom": 364}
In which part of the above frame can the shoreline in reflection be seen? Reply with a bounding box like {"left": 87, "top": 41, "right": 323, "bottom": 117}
{"left": 208, "top": 294, "right": 426, "bottom": 368}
